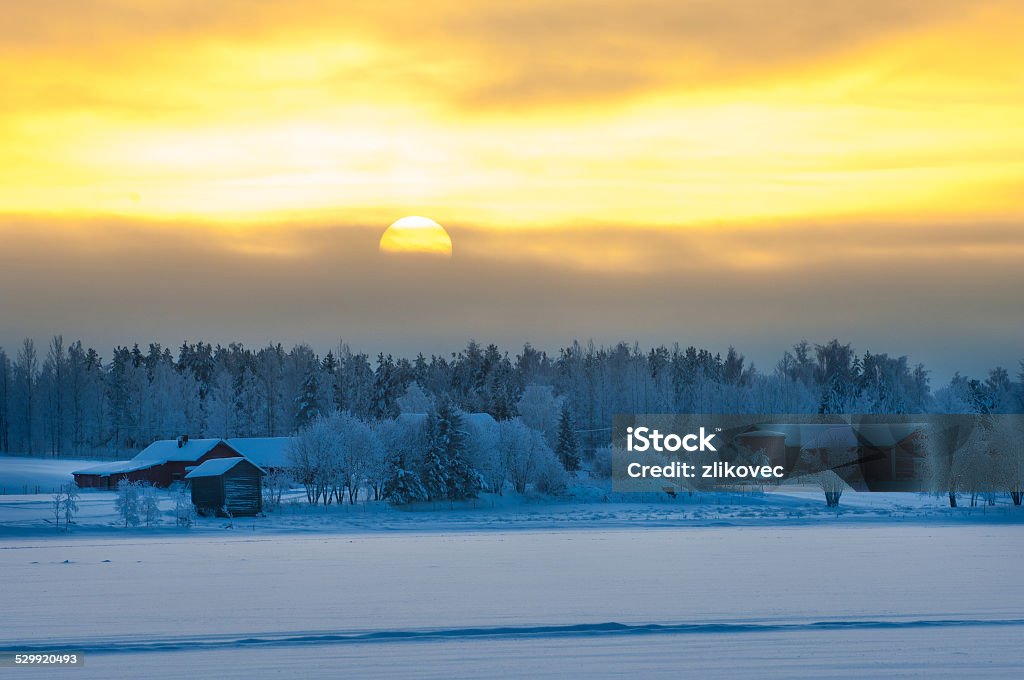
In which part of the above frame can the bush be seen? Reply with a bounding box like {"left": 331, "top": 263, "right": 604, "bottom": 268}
{"left": 535, "top": 453, "right": 569, "bottom": 495}
{"left": 174, "top": 486, "right": 195, "bottom": 527}
{"left": 590, "top": 446, "right": 613, "bottom": 479}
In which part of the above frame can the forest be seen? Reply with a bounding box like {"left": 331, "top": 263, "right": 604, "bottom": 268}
{"left": 0, "top": 335, "right": 1021, "bottom": 459}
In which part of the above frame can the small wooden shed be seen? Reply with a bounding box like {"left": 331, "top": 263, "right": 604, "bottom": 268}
{"left": 185, "top": 457, "right": 265, "bottom": 517}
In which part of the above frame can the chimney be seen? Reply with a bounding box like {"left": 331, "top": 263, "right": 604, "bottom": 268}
{"left": 177, "top": 434, "right": 189, "bottom": 448}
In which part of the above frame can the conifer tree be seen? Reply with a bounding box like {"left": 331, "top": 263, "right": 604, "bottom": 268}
{"left": 420, "top": 400, "right": 480, "bottom": 500}
{"left": 383, "top": 452, "right": 428, "bottom": 505}
{"left": 556, "top": 402, "right": 581, "bottom": 473}
{"left": 294, "top": 367, "right": 322, "bottom": 428}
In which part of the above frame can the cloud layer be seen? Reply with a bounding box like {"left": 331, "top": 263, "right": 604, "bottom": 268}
{"left": 1, "top": 215, "right": 1019, "bottom": 380}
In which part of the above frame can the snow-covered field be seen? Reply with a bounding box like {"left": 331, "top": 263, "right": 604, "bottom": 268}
{"left": 2, "top": 455, "right": 1023, "bottom": 678}
{"left": 2, "top": 526, "right": 1023, "bottom": 678}
{"left": 0, "top": 455, "right": 101, "bottom": 495}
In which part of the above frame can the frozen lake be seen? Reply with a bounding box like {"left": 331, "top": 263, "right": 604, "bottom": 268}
{"left": 2, "top": 524, "right": 1022, "bottom": 678}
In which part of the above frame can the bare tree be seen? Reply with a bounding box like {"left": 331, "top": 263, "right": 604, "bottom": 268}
{"left": 498, "top": 418, "right": 559, "bottom": 494}
{"left": 62, "top": 483, "right": 79, "bottom": 531}
{"left": 46, "top": 336, "right": 66, "bottom": 455}
{"left": 989, "top": 415, "right": 1024, "bottom": 506}
{"left": 0, "top": 348, "right": 10, "bottom": 452}
{"left": 922, "top": 418, "right": 988, "bottom": 508}
{"left": 262, "top": 469, "right": 292, "bottom": 512}
{"left": 798, "top": 428, "right": 859, "bottom": 507}
{"left": 16, "top": 339, "right": 38, "bottom": 454}
{"left": 51, "top": 489, "right": 63, "bottom": 531}
{"left": 50, "top": 484, "right": 79, "bottom": 532}
{"left": 335, "top": 412, "right": 380, "bottom": 504}
{"left": 288, "top": 415, "right": 340, "bottom": 505}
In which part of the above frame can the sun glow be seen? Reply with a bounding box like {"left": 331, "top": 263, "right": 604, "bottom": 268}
{"left": 379, "top": 216, "right": 453, "bottom": 257}
{"left": 1, "top": 1, "right": 1023, "bottom": 232}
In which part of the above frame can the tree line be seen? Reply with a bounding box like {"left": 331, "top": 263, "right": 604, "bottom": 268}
{"left": 0, "top": 335, "right": 1021, "bottom": 458}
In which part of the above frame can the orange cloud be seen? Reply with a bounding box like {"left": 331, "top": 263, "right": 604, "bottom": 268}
{"left": 1, "top": 1, "right": 1022, "bottom": 232}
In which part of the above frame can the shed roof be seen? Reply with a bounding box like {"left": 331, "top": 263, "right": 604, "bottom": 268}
{"left": 185, "top": 457, "right": 265, "bottom": 479}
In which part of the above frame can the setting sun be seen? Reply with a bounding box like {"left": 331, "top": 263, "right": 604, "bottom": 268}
{"left": 379, "top": 216, "right": 453, "bottom": 257}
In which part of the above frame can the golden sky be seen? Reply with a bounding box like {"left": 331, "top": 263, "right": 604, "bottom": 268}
{"left": 3, "top": 0, "right": 1023, "bottom": 229}
{"left": 1, "top": 0, "right": 1022, "bottom": 375}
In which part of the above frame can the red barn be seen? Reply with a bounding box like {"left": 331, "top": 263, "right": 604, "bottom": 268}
{"left": 73, "top": 436, "right": 242, "bottom": 489}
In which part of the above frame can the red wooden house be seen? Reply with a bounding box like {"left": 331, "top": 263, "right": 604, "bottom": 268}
{"left": 73, "top": 436, "right": 243, "bottom": 489}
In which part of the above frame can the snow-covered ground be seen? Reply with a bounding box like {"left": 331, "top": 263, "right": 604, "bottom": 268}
{"left": 2, "top": 455, "right": 1023, "bottom": 678}
{"left": 2, "top": 526, "right": 1022, "bottom": 678}
{"left": 0, "top": 455, "right": 101, "bottom": 495}
{"left": 3, "top": 453, "right": 1021, "bottom": 537}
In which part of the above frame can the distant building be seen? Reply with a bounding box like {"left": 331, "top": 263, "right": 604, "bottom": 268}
{"left": 226, "top": 437, "right": 292, "bottom": 473}
{"left": 72, "top": 437, "right": 242, "bottom": 489}
{"left": 185, "top": 457, "right": 265, "bottom": 517}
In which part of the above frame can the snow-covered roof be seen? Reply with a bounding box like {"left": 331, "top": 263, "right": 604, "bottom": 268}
{"left": 227, "top": 437, "right": 293, "bottom": 468}
{"left": 72, "top": 459, "right": 158, "bottom": 476}
{"left": 185, "top": 457, "right": 265, "bottom": 479}
{"left": 133, "top": 438, "right": 228, "bottom": 464}
{"left": 463, "top": 412, "right": 499, "bottom": 431}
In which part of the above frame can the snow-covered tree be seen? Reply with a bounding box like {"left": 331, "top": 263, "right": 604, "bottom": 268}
{"left": 461, "top": 414, "right": 502, "bottom": 494}
{"left": 516, "top": 384, "right": 561, "bottom": 445}
{"left": 335, "top": 411, "right": 381, "bottom": 504}
{"left": 294, "top": 366, "right": 324, "bottom": 429}
{"left": 141, "top": 483, "right": 161, "bottom": 527}
{"left": 555, "top": 402, "right": 581, "bottom": 473}
{"left": 287, "top": 416, "right": 340, "bottom": 505}
{"left": 174, "top": 486, "right": 195, "bottom": 527}
{"left": 921, "top": 417, "right": 989, "bottom": 508}
{"left": 383, "top": 463, "right": 427, "bottom": 505}
{"left": 262, "top": 469, "right": 291, "bottom": 512}
{"left": 498, "top": 418, "right": 561, "bottom": 494}
{"left": 396, "top": 382, "right": 432, "bottom": 415}
{"left": 61, "top": 483, "right": 78, "bottom": 531}
{"left": 534, "top": 451, "right": 569, "bottom": 495}
{"left": 0, "top": 333, "right": 1016, "bottom": 464}
{"left": 15, "top": 339, "right": 38, "bottom": 454}
{"left": 988, "top": 416, "right": 1024, "bottom": 505}
{"left": 51, "top": 489, "right": 63, "bottom": 531}
{"left": 373, "top": 353, "right": 401, "bottom": 419}
{"left": 115, "top": 481, "right": 141, "bottom": 527}
{"left": 378, "top": 417, "right": 428, "bottom": 505}
{"left": 0, "top": 348, "right": 10, "bottom": 452}
{"left": 420, "top": 400, "right": 480, "bottom": 500}
{"left": 365, "top": 421, "right": 391, "bottom": 501}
